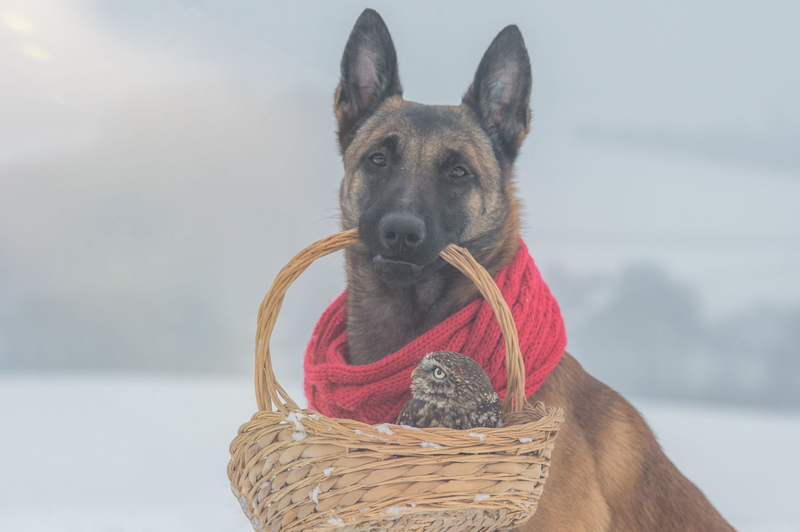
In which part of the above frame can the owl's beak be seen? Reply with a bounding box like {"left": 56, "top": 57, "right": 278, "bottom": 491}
{"left": 411, "top": 368, "right": 419, "bottom": 378}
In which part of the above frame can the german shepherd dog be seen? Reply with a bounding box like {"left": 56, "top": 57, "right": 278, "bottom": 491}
{"left": 334, "top": 9, "right": 734, "bottom": 531}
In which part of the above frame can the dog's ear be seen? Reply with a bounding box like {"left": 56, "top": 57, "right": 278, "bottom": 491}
{"left": 335, "top": 9, "right": 402, "bottom": 152}
{"left": 463, "top": 25, "right": 532, "bottom": 162}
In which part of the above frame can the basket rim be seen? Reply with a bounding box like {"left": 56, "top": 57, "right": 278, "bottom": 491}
{"left": 238, "top": 401, "right": 565, "bottom": 449}
{"left": 254, "top": 229, "right": 531, "bottom": 417}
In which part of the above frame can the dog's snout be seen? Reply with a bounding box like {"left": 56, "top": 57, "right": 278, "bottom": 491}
{"left": 379, "top": 213, "right": 426, "bottom": 253}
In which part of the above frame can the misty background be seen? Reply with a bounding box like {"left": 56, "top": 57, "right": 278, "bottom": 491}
{"left": 1, "top": 1, "right": 799, "bottom": 531}
{"left": 2, "top": 0, "right": 798, "bottom": 408}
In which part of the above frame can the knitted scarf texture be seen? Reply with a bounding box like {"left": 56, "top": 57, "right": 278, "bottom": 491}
{"left": 303, "top": 239, "right": 566, "bottom": 425}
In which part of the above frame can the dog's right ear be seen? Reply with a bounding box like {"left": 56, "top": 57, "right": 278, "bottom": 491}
{"left": 335, "top": 9, "right": 402, "bottom": 153}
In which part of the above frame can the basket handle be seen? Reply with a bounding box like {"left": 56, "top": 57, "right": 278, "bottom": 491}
{"left": 254, "top": 229, "right": 526, "bottom": 416}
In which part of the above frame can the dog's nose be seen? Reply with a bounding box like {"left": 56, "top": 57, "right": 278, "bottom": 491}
{"left": 379, "top": 213, "right": 426, "bottom": 253}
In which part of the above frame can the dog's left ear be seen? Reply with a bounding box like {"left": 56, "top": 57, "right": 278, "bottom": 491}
{"left": 463, "top": 25, "right": 532, "bottom": 162}
{"left": 335, "top": 9, "right": 403, "bottom": 152}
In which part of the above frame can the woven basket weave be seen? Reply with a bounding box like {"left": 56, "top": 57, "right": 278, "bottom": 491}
{"left": 228, "top": 229, "right": 564, "bottom": 532}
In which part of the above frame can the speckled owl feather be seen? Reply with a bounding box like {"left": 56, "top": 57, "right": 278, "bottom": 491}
{"left": 397, "top": 351, "right": 502, "bottom": 430}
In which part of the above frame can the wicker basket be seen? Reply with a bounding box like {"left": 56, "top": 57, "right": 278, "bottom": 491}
{"left": 228, "top": 229, "right": 564, "bottom": 532}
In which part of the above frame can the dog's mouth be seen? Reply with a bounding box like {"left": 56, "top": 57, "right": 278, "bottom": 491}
{"left": 372, "top": 255, "right": 445, "bottom": 286}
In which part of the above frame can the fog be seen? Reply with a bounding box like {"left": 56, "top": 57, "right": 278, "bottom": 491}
{"left": 1, "top": 0, "right": 799, "bottom": 410}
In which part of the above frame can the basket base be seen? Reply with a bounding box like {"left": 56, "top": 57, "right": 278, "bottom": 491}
{"left": 250, "top": 505, "right": 533, "bottom": 532}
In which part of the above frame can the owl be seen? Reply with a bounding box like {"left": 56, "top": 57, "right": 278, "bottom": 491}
{"left": 396, "top": 351, "right": 502, "bottom": 430}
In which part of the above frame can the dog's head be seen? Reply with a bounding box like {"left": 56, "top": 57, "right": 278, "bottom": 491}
{"left": 336, "top": 9, "right": 531, "bottom": 286}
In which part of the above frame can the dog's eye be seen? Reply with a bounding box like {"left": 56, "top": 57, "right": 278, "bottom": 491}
{"left": 433, "top": 367, "right": 446, "bottom": 380}
{"left": 449, "top": 166, "right": 468, "bottom": 179}
{"left": 370, "top": 153, "right": 386, "bottom": 166}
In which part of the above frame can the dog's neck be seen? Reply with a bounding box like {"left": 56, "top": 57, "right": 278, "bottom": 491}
{"left": 344, "top": 226, "right": 519, "bottom": 366}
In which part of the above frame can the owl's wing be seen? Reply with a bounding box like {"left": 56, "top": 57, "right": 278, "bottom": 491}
{"left": 396, "top": 398, "right": 430, "bottom": 427}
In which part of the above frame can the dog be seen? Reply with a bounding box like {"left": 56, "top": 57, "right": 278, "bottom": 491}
{"left": 333, "top": 9, "right": 734, "bottom": 531}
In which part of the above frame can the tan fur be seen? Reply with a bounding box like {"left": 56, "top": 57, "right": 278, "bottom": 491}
{"left": 517, "top": 354, "right": 734, "bottom": 530}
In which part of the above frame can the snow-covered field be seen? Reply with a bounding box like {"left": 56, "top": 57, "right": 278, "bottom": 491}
{"left": 0, "top": 375, "right": 797, "bottom": 532}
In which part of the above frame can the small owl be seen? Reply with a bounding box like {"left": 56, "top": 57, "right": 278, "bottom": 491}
{"left": 396, "top": 351, "right": 502, "bottom": 430}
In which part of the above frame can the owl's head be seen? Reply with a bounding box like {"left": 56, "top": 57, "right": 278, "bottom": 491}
{"left": 410, "top": 351, "right": 499, "bottom": 408}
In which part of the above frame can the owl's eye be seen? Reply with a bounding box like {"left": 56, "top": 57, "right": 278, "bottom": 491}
{"left": 433, "top": 367, "right": 446, "bottom": 380}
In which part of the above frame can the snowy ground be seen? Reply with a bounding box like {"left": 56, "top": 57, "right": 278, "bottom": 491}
{"left": 0, "top": 375, "right": 797, "bottom": 531}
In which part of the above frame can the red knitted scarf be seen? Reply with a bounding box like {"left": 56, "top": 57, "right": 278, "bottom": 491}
{"left": 303, "top": 239, "right": 566, "bottom": 425}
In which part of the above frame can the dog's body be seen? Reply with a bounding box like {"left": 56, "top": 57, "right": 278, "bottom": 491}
{"left": 333, "top": 9, "right": 734, "bottom": 531}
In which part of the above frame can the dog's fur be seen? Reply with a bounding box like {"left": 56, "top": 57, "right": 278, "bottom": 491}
{"left": 333, "top": 9, "right": 734, "bottom": 531}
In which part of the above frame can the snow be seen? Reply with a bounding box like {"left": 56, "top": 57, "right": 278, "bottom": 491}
{"left": 375, "top": 423, "right": 395, "bottom": 436}
{"left": 286, "top": 411, "right": 307, "bottom": 440}
{"left": 309, "top": 484, "right": 321, "bottom": 505}
{"left": 354, "top": 428, "right": 388, "bottom": 441}
{"left": 474, "top": 494, "right": 491, "bottom": 502}
{"left": 0, "top": 375, "right": 797, "bottom": 532}
{"left": 285, "top": 411, "right": 306, "bottom": 432}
